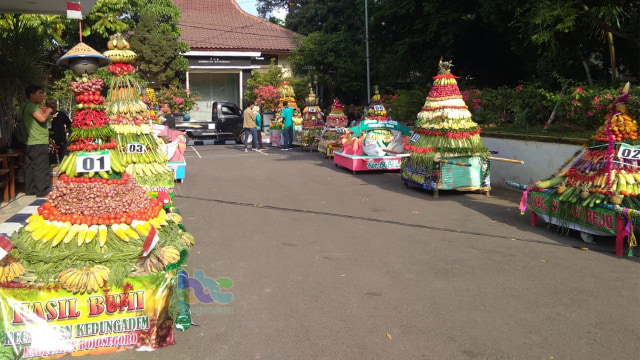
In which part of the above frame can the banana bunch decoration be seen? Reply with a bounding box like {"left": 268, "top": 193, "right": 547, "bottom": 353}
{"left": 0, "top": 258, "right": 26, "bottom": 282}
{"left": 57, "top": 265, "right": 111, "bottom": 294}
{"left": 140, "top": 246, "right": 181, "bottom": 274}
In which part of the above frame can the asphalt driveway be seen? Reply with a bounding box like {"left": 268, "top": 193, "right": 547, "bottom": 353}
{"left": 93, "top": 144, "right": 639, "bottom": 360}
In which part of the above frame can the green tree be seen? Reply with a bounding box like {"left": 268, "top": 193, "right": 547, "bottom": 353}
{"left": 58, "top": 0, "right": 142, "bottom": 52}
{"left": 257, "top": 0, "right": 295, "bottom": 19}
{"left": 288, "top": 31, "right": 367, "bottom": 107}
{"left": 283, "top": 0, "right": 364, "bottom": 35}
{"left": 518, "top": 0, "right": 640, "bottom": 81}
{"left": 0, "top": 15, "right": 49, "bottom": 148}
{"left": 246, "top": 60, "right": 285, "bottom": 93}
{"left": 257, "top": 0, "right": 368, "bottom": 105}
{"left": 129, "top": 0, "right": 190, "bottom": 85}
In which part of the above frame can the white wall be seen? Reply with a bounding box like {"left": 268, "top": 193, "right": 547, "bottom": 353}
{"left": 483, "top": 137, "right": 583, "bottom": 189}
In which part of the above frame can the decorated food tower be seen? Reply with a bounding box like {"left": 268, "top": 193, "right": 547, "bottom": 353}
{"left": 333, "top": 86, "right": 412, "bottom": 173}
{"left": 318, "top": 98, "right": 348, "bottom": 157}
{"left": 325, "top": 98, "right": 349, "bottom": 128}
{"left": 270, "top": 81, "right": 303, "bottom": 148}
{"left": 102, "top": 34, "right": 175, "bottom": 193}
{"left": 401, "top": 59, "right": 491, "bottom": 196}
{"left": 301, "top": 87, "right": 323, "bottom": 151}
{"left": 520, "top": 82, "right": 638, "bottom": 256}
{"left": 0, "top": 42, "right": 194, "bottom": 359}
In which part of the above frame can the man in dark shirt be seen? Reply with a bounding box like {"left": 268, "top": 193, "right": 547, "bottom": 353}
{"left": 47, "top": 99, "right": 72, "bottom": 163}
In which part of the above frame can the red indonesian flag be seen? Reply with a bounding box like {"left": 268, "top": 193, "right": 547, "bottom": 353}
{"left": 66, "top": 2, "right": 82, "bottom": 20}
{"left": 142, "top": 225, "right": 159, "bottom": 257}
{"left": 0, "top": 235, "right": 15, "bottom": 260}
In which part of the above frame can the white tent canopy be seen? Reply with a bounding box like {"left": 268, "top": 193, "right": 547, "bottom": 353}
{"left": 0, "top": 0, "right": 96, "bottom": 16}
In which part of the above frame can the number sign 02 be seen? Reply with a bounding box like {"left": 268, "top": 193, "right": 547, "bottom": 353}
{"left": 617, "top": 143, "right": 640, "bottom": 160}
{"left": 127, "top": 143, "right": 146, "bottom": 154}
{"left": 76, "top": 151, "right": 111, "bottom": 173}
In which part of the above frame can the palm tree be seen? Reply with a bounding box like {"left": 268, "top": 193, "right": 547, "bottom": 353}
{"left": 0, "top": 15, "right": 48, "bottom": 149}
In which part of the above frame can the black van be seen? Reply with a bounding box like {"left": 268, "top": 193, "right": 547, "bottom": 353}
{"left": 175, "top": 102, "right": 245, "bottom": 143}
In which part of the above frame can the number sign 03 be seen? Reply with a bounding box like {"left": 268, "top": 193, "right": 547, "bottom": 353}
{"left": 76, "top": 151, "right": 111, "bottom": 173}
{"left": 127, "top": 143, "right": 146, "bottom": 154}
{"left": 617, "top": 144, "right": 640, "bottom": 160}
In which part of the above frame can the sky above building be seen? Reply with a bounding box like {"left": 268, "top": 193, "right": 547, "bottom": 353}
{"left": 237, "top": 0, "right": 258, "bottom": 16}
{"left": 237, "top": 0, "right": 286, "bottom": 19}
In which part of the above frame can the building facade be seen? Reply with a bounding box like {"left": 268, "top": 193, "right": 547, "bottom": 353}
{"left": 173, "top": 0, "right": 298, "bottom": 121}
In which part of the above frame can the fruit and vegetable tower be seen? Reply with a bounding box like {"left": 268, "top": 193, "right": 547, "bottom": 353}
{"left": 102, "top": 33, "right": 175, "bottom": 193}
{"left": 0, "top": 42, "right": 194, "bottom": 359}
{"left": 325, "top": 98, "right": 348, "bottom": 128}
{"left": 273, "top": 81, "right": 303, "bottom": 128}
{"left": 401, "top": 59, "right": 490, "bottom": 194}
{"left": 523, "top": 83, "right": 638, "bottom": 255}
{"left": 318, "top": 98, "right": 347, "bottom": 157}
{"left": 301, "top": 88, "right": 323, "bottom": 149}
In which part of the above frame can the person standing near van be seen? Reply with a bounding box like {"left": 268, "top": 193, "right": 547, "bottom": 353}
{"left": 242, "top": 103, "right": 258, "bottom": 152}
{"left": 253, "top": 105, "right": 265, "bottom": 150}
{"left": 24, "top": 85, "right": 55, "bottom": 197}
{"left": 281, "top": 101, "right": 294, "bottom": 150}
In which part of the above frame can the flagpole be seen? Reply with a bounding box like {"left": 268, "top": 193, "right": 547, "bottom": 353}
{"left": 66, "top": 1, "right": 83, "bottom": 42}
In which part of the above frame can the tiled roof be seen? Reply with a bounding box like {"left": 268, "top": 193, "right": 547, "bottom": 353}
{"left": 173, "top": 0, "right": 298, "bottom": 53}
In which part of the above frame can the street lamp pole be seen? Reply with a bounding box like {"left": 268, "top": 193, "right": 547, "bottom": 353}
{"left": 365, "top": 0, "right": 370, "bottom": 102}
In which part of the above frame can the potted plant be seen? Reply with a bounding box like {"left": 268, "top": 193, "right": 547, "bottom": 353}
{"left": 156, "top": 79, "right": 201, "bottom": 120}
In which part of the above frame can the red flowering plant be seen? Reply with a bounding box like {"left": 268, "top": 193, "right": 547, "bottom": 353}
{"left": 556, "top": 85, "right": 624, "bottom": 130}
{"left": 462, "top": 89, "right": 482, "bottom": 112}
{"left": 156, "top": 80, "right": 202, "bottom": 114}
{"left": 253, "top": 85, "right": 280, "bottom": 112}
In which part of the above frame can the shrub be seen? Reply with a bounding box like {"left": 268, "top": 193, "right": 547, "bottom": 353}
{"left": 386, "top": 89, "right": 426, "bottom": 126}
{"left": 462, "top": 83, "right": 640, "bottom": 133}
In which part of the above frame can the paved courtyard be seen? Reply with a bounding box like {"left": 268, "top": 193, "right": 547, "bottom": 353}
{"left": 4, "top": 144, "right": 638, "bottom": 359}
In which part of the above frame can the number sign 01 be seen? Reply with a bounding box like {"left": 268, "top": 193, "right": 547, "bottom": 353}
{"left": 617, "top": 144, "right": 640, "bottom": 160}
{"left": 76, "top": 151, "right": 111, "bottom": 173}
{"left": 127, "top": 143, "right": 146, "bottom": 154}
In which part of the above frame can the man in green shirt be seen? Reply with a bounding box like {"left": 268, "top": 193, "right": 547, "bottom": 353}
{"left": 23, "top": 85, "right": 54, "bottom": 197}
{"left": 281, "top": 101, "right": 294, "bottom": 150}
